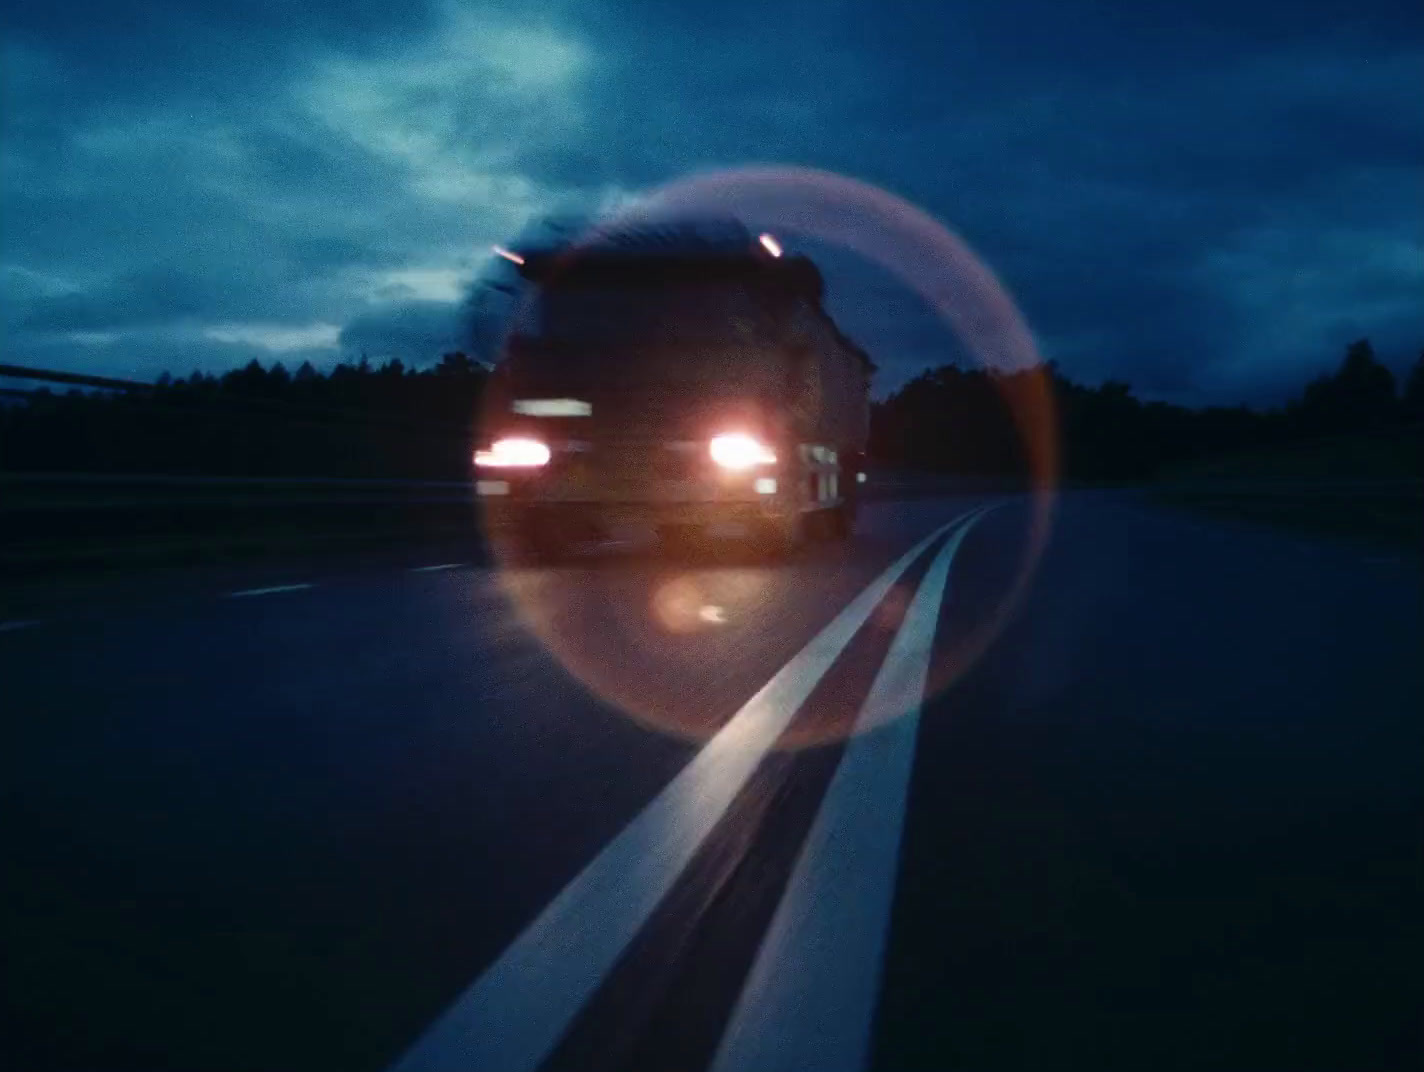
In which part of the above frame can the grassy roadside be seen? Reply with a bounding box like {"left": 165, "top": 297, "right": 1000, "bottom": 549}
{"left": 1151, "top": 490, "right": 1421, "bottom": 552}
{"left": 1151, "top": 428, "right": 1422, "bottom": 553}
{"left": 0, "top": 519, "right": 486, "bottom": 573}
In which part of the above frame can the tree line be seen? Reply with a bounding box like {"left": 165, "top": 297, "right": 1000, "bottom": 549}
{"left": 1, "top": 339, "right": 1420, "bottom": 481}
{"left": 0, "top": 353, "right": 492, "bottom": 479}
{"left": 869, "top": 339, "right": 1424, "bottom": 480}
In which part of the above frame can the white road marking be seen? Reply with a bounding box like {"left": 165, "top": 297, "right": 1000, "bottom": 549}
{"left": 0, "top": 619, "right": 41, "bottom": 632}
{"left": 711, "top": 507, "right": 990, "bottom": 1072}
{"left": 410, "top": 563, "right": 467, "bottom": 573}
{"left": 387, "top": 507, "right": 984, "bottom": 1072}
{"left": 225, "top": 583, "right": 314, "bottom": 599}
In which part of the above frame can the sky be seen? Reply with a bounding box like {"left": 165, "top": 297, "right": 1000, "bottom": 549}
{"left": 3, "top": 0, "right": 1421, "bottom": 405}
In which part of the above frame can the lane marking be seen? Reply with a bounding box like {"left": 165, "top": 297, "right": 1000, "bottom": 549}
{"left": 410, "top": 563, "right": 468, "bottom": 573}
{"left": 711, "top": 508, "right": 991, "bottom": 1072}
{"left": 225, "top": 583, "right": 314, "bottom": 599}
{"left": 388, "top": 507, "right": 985, "bottom": 1072}
{"left": 0, "top": 619, "right": 41, "bottom": 632}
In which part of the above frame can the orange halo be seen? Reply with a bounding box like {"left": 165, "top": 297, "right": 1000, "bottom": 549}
{"left": 479, "top": 164, "right": 1059, "bottom": 749}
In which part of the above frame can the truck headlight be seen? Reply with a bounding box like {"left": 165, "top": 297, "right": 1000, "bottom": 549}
{"left": 475, "top": 437, "right": 551, "bottom": 468}
{"left": 709, "top": 433, "right": 777, "bottom": 470}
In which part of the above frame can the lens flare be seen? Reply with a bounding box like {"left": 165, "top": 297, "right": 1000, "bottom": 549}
{"left": 475, "top": 437, "right": 551, "bottom": 468}
{"left": 479, "top": 165, "right": 1058, "bottom": 749}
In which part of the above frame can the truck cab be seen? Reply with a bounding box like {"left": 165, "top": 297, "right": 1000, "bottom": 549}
{"left": 475, "top": 222, "right": 870, "bottom": 559}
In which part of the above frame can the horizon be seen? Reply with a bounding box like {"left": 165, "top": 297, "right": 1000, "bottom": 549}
{"left": 7, "top": 331, "right": 1416, "bottom": 417}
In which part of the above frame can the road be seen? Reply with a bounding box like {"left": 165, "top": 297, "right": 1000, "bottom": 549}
{"left": 4, "top": 493, "right": 1420, "bottom": 1071}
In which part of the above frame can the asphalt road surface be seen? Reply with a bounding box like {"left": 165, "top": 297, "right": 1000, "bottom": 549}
{"left": 4, "top": 494, "right": 1420, "bottom": 1071}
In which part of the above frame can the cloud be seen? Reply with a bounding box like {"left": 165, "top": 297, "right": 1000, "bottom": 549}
{"left": 493, "top": 6, "right": 1422, "bottom": 400}
{"left": 338, "top": 301, "right": 466, "bottom": 363}
{"left": 2, "top": 2, "right": 617, "bottom": 378}
{"left": 1196, "top": 221, "right": 1424, "bottom": 398}
{"left": 293, "top": 2, "right": 604, "bottom": 221}
{"left": 359, "top": 267, "right": 471, "bottom": 304}
{"left": 204, "top": 323, "right": 343, "bottom": 353}
{"left": 20, "top": 267, "right": 212, "bottom": 331}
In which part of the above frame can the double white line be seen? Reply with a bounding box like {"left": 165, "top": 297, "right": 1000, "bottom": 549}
{"left": 391, "top": 506, "right": 993, "bottom": 1072}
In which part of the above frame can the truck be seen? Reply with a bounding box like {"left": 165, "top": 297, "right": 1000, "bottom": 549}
{"left": 474, "top": 218, "right": 873, "bottom": 559}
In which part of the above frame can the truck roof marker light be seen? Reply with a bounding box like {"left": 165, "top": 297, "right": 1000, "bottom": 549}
{"left": 475, "top": 436, "right": 550, "bottom": 468}
{"left": 492, "top": 245, "right": 525, "bottom": 265}
{"left": 758, "top": 233, "right": 783, "bottom": 258}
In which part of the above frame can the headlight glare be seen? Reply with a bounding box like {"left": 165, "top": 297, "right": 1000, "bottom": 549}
{"left": 475, "top": 436, "right": 551, "bottom": 468}
{"left": 709, "top": 433, "right": 776, "bottom": 470}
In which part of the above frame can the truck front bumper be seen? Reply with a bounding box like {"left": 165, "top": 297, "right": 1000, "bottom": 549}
{"left": 478, "top": 494, "right": 794, "bottom": 533}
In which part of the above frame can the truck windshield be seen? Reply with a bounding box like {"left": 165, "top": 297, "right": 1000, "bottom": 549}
{"left": 513, "top": 278, "right": 774, "bottom": 345}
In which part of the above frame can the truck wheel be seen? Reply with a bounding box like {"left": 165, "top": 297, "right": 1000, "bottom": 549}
{"left": 826, "top": 501, "right": 857, "bottom": 541}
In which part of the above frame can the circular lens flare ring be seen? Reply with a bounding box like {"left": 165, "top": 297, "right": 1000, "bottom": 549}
{"left": 709, "top": 433, "right": 777, "bottom": 470}
{"left": 478, "top": 164, "right": 1060, "bottom": 751}
{"left": 475, "top": 436, "right": 551, "bottom": 468}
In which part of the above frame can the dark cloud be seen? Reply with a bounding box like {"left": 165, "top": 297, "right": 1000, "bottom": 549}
{"left": 508, "top": 3, "right": 1423, "bottom": 399}
{"left": 2, "top": 2, "right": 443, "bottom": 108}
{"left": 3, "top": 0, "right": 1420, "bottom": 404}
{"left": 20, "top": 267, "right": 210, "bottom": 331}
{"left": 338, "top": 301, "right": 465, "bottom": 363}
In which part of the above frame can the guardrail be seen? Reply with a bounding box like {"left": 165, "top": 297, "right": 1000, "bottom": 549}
{"left": 0, "top": 362, "right": 155, "bottom": 393}
{"left": 1148, "top": 476, "right": 1423, "bottom": 551}
{"left": 2, "top": 471, "right": 477, "bottom": 508}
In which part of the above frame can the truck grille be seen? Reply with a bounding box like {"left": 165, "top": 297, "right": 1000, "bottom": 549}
{"left": 555, "top": 439, "right": 703, "bottom": 498}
